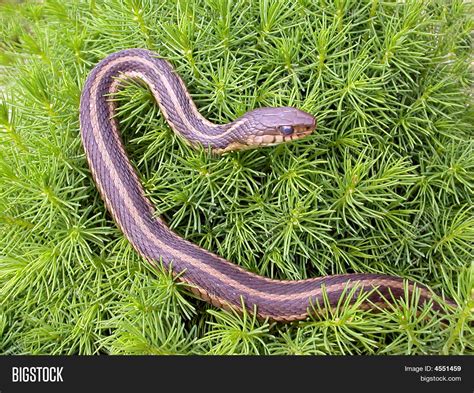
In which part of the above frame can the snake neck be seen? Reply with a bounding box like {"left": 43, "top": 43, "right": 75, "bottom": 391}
{"left": 83, "top": 48, "right": 238, "bottom": 150}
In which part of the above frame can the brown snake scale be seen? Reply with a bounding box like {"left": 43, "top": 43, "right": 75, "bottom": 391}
{"left": 79, "top": 49, "right": 455, "bottom": 321}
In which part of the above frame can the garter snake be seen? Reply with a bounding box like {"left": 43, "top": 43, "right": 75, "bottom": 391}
{"left": 79, "top": 49, "right": 454, "bottom": 321}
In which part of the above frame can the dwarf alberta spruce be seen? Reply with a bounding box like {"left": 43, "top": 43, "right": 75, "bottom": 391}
{"left": 0, "top": 0, "right": 472, "bottom": 355}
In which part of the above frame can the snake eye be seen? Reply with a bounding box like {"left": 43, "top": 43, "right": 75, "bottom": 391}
{"left": 278, "top": 125, "right": 294, "bottom": 136}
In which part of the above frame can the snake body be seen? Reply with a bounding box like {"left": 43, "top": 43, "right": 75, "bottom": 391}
{"left": 79, "top": 49, "right": 452, "bottom": 321}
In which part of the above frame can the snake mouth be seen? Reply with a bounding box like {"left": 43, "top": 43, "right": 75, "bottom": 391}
{"left": 293, "top": 124, "right": 315, "bottom": 136}
{"left": 219, "top": 119, "right": 316, "bottom": 152}
{"left": 249, "top": 126, "right": 314, "bottom": 147}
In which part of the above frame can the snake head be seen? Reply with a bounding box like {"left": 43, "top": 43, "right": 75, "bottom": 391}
{"left": 225, "top": 107, "right": 316, "bottom": 151}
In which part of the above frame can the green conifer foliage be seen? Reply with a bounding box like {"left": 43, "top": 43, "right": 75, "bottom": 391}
{"left": 0, "top": 0, "right": 472, "bottom": 354}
